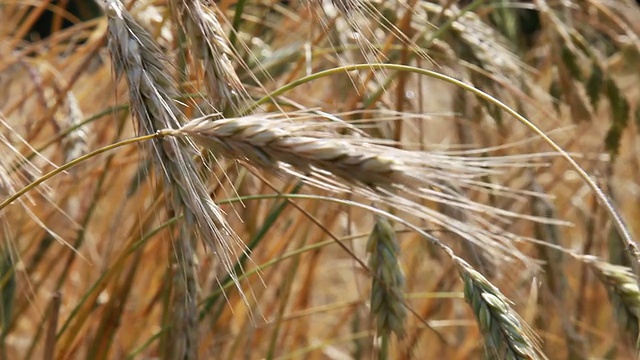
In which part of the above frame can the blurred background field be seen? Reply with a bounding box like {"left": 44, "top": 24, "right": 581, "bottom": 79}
{"left": 1, "top": 0, "right": 639, "bottom": 359}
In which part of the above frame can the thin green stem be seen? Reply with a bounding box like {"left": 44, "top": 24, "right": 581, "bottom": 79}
{"left": 0, "top": 133, "right": 159, "bottom": 212}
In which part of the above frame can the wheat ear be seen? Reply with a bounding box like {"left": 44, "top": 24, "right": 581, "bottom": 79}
{"left": 170, "top": 0, "right": 245, "bottom": 112}
{"left": 583, "top": 256, "right": 640, "bottom": 345}
{"left": 458, "top": 258, "right": 545, "bottom": 359}
{"left": 367, "top": 215, "right": 407, "bottom": 338}
{"left": 105, "top": 1, "right": 248, "bottom": 358}
{"left": 105, "top": 0, "right": 245, "bottom": 282}
{"left": 368, "top": 208, "right": 545, "bottom": 359}
{"left": 163, "top": 112, "right": 554, "bottom": 264}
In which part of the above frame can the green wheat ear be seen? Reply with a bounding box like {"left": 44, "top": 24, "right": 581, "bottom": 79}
{"left": 459, "top": 258, "right": 544, "bottom": 360}
{"left": 366, "top": 215, "right": 406, "bottom": 338}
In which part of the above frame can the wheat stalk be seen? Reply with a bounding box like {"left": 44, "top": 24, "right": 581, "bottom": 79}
{"left": 170, "top": 0, "right": 245, "bottom": 113}
{"left": 105, "top": 0, "right": 245, "bottom": 279}
{"left": 104, "top": 1, "right": 249, "bottom": 358}
{"left": 162, "top": 112, "right": 555, "bottom": 264}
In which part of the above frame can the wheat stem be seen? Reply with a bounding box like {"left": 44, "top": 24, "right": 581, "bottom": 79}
{"left": 0, "top": 134, "right": 158, "bottom": 212}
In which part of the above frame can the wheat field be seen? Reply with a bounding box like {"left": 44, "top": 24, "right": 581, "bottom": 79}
{"left": 0, "top": 0, "right": 639, "bottom": 359}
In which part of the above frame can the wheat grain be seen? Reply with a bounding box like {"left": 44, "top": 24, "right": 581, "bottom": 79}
{"left": 438, "top": 183, "right": 496, "bottom": 277}
{"left": 0, "top": 158, "right": 13, "bottom": 200}
{"left": 50, "top": 89, "right": 88, "bottom": 220}
{"left": 313, "top": 0, "right": 432, "bottom": 88}
{"left": 0, "top": 160, "right": 11, "bottom": 251}
{"left": 530, "top": 183, "right": 588, "bottom": 357}
{"left": 167, "top": 113, "right": 546, "bottom": 191}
